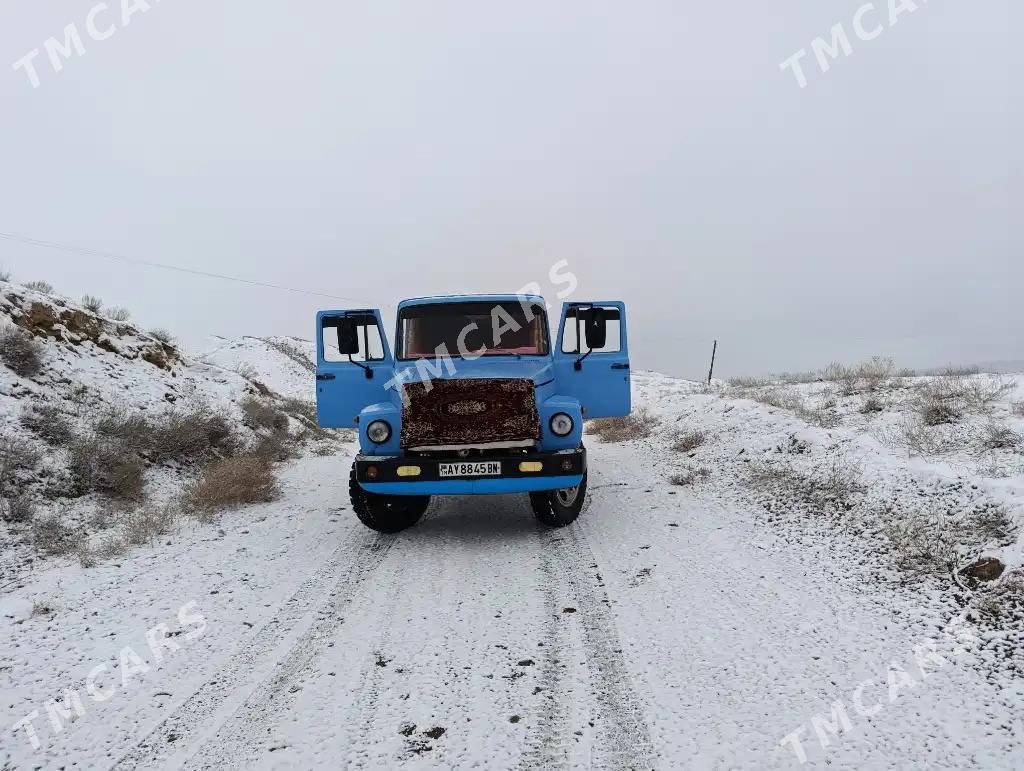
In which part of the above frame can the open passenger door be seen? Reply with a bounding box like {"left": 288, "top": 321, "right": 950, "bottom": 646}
{"left": 553, "top": 301, "right": 631, "bottom": 419}
{"left": 315, "top": 309, "right": 393, "bottom": 428}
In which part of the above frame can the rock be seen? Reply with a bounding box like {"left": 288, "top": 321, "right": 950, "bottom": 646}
{"left": 960, "top": 557, "right": 1005, "bottom": 583}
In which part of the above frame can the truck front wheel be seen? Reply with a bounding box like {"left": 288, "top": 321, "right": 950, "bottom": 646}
{"left": 349, "top": 464, "right": 429, "bottom": 533}
{"left": 529, "top": 472, "right": 588, "bottom": 527}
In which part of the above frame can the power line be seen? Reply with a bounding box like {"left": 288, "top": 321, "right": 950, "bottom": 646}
{"left": 0, "top": 231, "right": 377, "bottom": 305}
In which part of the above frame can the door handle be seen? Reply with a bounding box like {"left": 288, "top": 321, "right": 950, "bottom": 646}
{"left": 610, "top": 363, "right": 630, "bottom": 370}
{"left": 316, "top": 373, "right": 336, "bottom": 381}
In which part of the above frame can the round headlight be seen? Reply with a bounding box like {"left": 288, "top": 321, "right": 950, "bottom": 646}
{"left": 366, "top": 420, "right": 392, "bottom": 444}
{"left": 549, "top": 412, "right": 574, "bottom": 437}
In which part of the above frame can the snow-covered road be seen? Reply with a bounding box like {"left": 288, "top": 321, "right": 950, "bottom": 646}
{"left": 4, "top": 441, "right": 1022, "bottom": 770}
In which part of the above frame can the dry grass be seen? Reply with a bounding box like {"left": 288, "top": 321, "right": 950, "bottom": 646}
{"left": 860, "top": 395, "right": 885, "bottom": 414}
{"left": 81, "top": 294, "right": 103, "bottom": 313}
{"left": 1013, "top": 401, "right": 1024, "bottom": 418}
{"left": 884, "top": 513, "right": 959, "bottom": 577}
{"left": 240, "top": 395, "right": 289, "bottom": 433}
{"left": 881, "top": 501, "right": 1015, "bottom": 579}
{"left": 148, "top": 328, "right": 175, "bottom": 345}
{"left": 68, "top": 435, "right": 146, "bottom": 499}
{"left": 0, "top": 436, "right": 41, "bottom": 521}
{"left": 76, "top": 534, "right": 127, "bottom": 567}
{"left": 0, "top": 326, "right": 44, "bottom": 377}
{"left": 980, "top": 423, "right": 1023, "bottom": 452}
{"left": 586, "top": 408, "right": 659, "bottom": 442}
{"left": 185, "top": 455, "right": 280, "bottom": 518}
{"left": 672, "top": 430, "right": 707, "bottom": 453}
{"left": 751, "top": 452, "right": 865, "bottom": 514}
{"left": 670, "top": 467, "right": 711, "bottom": 486}
{"left": 24, "top": 280, "right": 54, "bottom": 294}
{"left": 21, "top": 403, "right": 74, "bottom": 445}
{"left": 122, "top": 502, "right": 177, "bottom": 546}
{"left": 32, "top": 513, "right": 78, "bottom": 556}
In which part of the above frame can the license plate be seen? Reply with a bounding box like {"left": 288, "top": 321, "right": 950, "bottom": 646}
{"left": 438, "top": 461, "right": 502, "bottom": 478}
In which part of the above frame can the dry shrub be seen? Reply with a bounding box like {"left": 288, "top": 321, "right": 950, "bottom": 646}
{"left": 670, "top": 467, "right": 710, "bottom": 486}
{"left": 278, "top": 397, "right": 323, "bottom": 432}
{"left": 240, "top": 395, "right": 289, "bottom": 433}
{"left": 108, "top": 306, "right": 131, "bottom": 322}
{"left": 981, "top": 423, "right": 1022, "bottom": 452}
{"left": 0, "top": 326, "right": 44, "bottom": 377}
{"left": 747, "top": 387, "right": 839, "bottom": 428}
{"left": 122, "top": 502, "right": 177, "bottom": 546}
{"left": 0, "top": 436, "right": 40, "bottom": 519}
{"left": 860, "top": 395, "right": 885, "bottom": 414}
{"left": 795, "top": 402, "right": 841, "bottom": 429}
{"left": 914, "top": 373, "right": 1013, "bottom": 424}
{"left": 0, "top": 268, "right": 10, "bottom": 282}
{"left": 672, "top": 430, "right": 707, "bottom": 453}
{"left": 884, "top": 513, "right": 959, "bottom": 577}
{"left": 1013, "top": 401, "right": 1024, "bottom": 418}
{"left": 32, "top": 514, "right": 77, "bottom": 555}
{"left": 148, "top": 328, "right": 175, "bottom": 345}
{"left": 1, "top": 494, "right": 34, "bottom": 523}
{"left": 750, "top": 387, "right": 803, "bottom": 411}
{"left": 751, "top": 452, "right": 865, "bottom": 514}
{"left": 81, "top": 295, "right": 103, "bottom": 313}
{"left": 822, "top": 357, "right": 895, "bottom": 395}
{"left": 858, "top": 357, "right": 895, "bottom": 392}
{"left": 728, "top": 375, "right": 774, "bottom": 388}
{"left": 21, "top": 403, "right": 74, "bottom": 445}
{"left": 233, "top": 362, "right": 259, "bottom": 381}
{"left": 882, "top": 502, "right": 1014, "bottom": 579}
{"left": 76, "top": 534, "right": 127, "bottom": 567}
{"left": 94, "top": 405, "right": 237, "bottom": 463}
{"left": 252, "top": 430, "right": 298, "bottom": 461}
{"left": 148, "top": 409, "right": 237, "bottom": 462}
{"left": 24, "top": 280, "right": 54, "bottom": 293}
{"left": 185, "top": 455, "right": 279, "bottom": 517}
{"left": 873, "top": 415, "right": 961, "bottom": 457}
{"left": 68, "top": 435, "right": 146, "bottom": 499}
{"left": 586, "top": 408, "right": 659, "bottom": 442}
{"left": 974, "top": 570, "right": 1024, "bottom": 621}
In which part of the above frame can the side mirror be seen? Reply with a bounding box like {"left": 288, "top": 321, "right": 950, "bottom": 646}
{"left": 582, "top": 307, "right": 608, "bottom": 350}
{"left": 336, "top": 318, "right": 360, "bottom": 355}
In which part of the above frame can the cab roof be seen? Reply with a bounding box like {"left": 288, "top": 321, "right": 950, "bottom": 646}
{"left": 398, "top": 294, "right": 546, "bottom": 310}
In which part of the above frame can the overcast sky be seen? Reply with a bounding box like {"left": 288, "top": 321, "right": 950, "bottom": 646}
{"left": 1, "top": 1, "right": 1018, "bottom": 379}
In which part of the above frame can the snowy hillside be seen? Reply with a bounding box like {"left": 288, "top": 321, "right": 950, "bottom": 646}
{"left": 0, "top": 281, "right": 340, "bottom": 589}
{"left": 201, "top": 336, "right": 317, "bottom": 402}
{"left": 2, "top": 293, "right": 1023, "bottom": 769}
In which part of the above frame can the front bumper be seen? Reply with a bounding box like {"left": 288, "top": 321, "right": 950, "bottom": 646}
{"left": 355, "top": 448, "right": 586, "bottom": 496}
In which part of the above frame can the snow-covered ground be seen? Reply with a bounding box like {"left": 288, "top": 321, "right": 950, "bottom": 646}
{"left": 2, "top": 284, "right": 1023, "bottom": 769}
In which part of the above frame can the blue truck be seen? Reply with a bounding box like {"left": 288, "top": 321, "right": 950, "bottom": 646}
{"left": 315, "top": 295, "right": 630, "bottom": 532}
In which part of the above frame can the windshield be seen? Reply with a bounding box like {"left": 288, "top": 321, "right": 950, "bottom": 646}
{"left": 399, "top": 301, "right": 549, "bottom": 359}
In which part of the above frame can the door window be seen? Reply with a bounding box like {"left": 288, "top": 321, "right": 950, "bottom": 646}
{"left": 561, "top": 306, "right": 622, "bottom": 354}
{"left": 321, "top": 314, "right": 385, "bottom": 363}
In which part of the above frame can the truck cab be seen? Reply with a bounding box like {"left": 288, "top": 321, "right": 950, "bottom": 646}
{"left": 315, "top": 295, "right": 630, "bottom": 532}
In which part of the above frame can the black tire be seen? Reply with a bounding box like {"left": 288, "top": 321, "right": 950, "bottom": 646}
{"left": 349, "top": 464, "right": 429, "bottom": 533}
{"left": 529, "top": 472, "right": 588, "bottom": 528}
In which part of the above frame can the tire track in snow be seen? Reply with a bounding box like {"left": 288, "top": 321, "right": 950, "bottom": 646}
{"left": 183, "top": 533, "right": 399, "bottom": 769}
{"left": 526, "top": 526, "right": 658, "bottom": 770}
{"left": 111, "top": 529, "right": 392, "bottom": 771}
{"left": 519, "top": 536, "right": 573, "bottom": 770}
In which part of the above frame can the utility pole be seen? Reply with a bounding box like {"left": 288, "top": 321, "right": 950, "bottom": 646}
{"left": 707, "top": 340, "right": 718, "bottom": 385}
